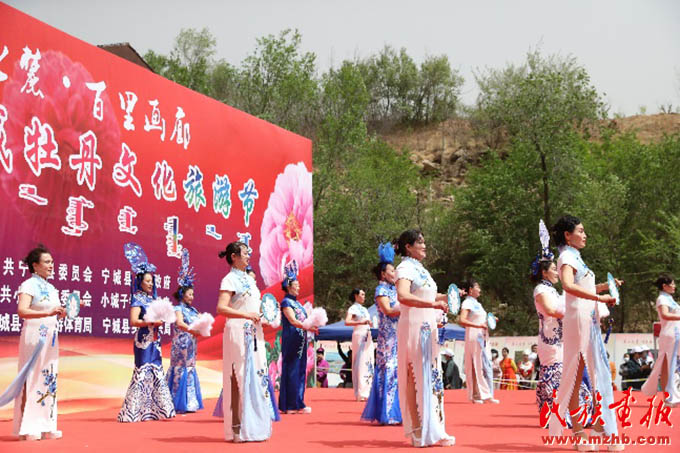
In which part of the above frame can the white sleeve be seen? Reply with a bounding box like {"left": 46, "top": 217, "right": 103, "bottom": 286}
{"left": 461, "top": 298, "right": 475, "bottom": 311}
{"left": 17, "top": 279, "right": 37, "bottom": 298}
{"left": 219, "top": 274, "right": 236, "bottom": 293}
{"left": 557, "top": 250, "right": 578, "bottom": 273}
{"left": 395, "top": 261, "right": 416, "bottom": 282}
{"left": 657, "top": 295, "right": 674, "bottom": 308}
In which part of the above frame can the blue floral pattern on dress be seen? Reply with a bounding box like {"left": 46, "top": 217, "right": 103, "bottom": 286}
{"left": 36, "top": 364, "right": 57, "bottom": 418}
{"left": 361, "top": 281, "right": 401, "bottom": 424}
{"left": 166, "top": 302, "right": 203, "bottom": 413}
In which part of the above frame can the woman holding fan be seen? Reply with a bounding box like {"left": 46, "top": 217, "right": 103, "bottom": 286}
{"left": 216, "top": 241, "right": 274, "bottom": 442}
{"left": 458, "top": 279, "right": 498, "bottom": 404}
{"left": 531, "top": 220, "right": 592, "bottom": 424}
{"left": 641, "top": 274, "right": 680, "bottom": 407}
{"left": 345, "top": 288, "right": 374, "bottom": 401}
{"left": 8, "top": 245, "right": 65, "bottom": 440}
{"left": 279, "top": 260, "right": 318, "bottom": 414}
{"left": 548, "top": 215, "right": 623, "bottom": 451}
{"left": 166, "top": 249, "right": 203, "bottom": 414}
{"left": 118, "top": 243, "right": 176, "bottom": 423}
{"left": 395, "top": 229, "right": 454, "bottom": 447}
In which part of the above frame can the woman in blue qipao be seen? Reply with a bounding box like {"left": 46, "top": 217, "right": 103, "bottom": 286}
{"left": 361, "top": 242, "right": 402, "bottom": 425}
{"left": 166, "top": 249, "right": 203, "bottom": 413}
{"left": 279, "top": 261, "right": 318, "bottom": 414}
{"left": 118, "top": 243, "right": 176, "bottom": 423}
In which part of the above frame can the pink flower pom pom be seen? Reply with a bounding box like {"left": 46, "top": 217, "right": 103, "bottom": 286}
{"left": 302, "top": 307, "right": 328, "bottom": 329}
{"left": 145, "top": 297, "right": 177, "bottom": 323}
{"left": 188, "top": 312, "right": 215, "bottom": 337}
{"left": 303, "top": 301, "right": 313, "bottom": 317}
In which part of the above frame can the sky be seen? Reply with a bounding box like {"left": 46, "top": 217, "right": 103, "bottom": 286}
{"left": 5, "top": 0, "right": 680, "bottom": 116}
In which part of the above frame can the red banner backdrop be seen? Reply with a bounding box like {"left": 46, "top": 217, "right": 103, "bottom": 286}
{"left": 0, "top": 3, "right": 314, "bottom": 339}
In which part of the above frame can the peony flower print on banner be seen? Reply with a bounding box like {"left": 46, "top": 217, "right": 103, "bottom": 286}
{"left": 259, "top": 161, "right": 313, "bottom": 286}
{"left": 0, "top": 50, "right": 121, "bottom": 239}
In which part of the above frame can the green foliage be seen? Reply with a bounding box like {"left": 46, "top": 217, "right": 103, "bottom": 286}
{"left": 144, "top": 29, "right": 680, "bottom": 334}
{"left": 144, "top": 28, "right": 216, "bottom": 93}
{"left": 472, "top": 50, "right": 606, "bottom": 227}
{"left": 236, "top": 29, "right": 319, "bottom": 134}
{"left": 356, "top": 46, "right": 464, "bottom": 126}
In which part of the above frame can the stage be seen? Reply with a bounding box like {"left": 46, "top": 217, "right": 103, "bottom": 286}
{"left": 1, "top": 388, "right": 676, "bottom": 452}
{"left": 1, "top": 337, "right": 677, "bottom": 451}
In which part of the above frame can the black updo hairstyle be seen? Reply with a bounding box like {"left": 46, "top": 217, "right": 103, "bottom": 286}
{"left": 396, "top": 229, "right": 423, "bottom": 256}
{"left": 373, "top": 262, "right": 394, "bottom": 280}
{"left": 218, "top": 241, "right": 247, "bottom": 265}
{"left": 23, "top": 244, "right": 50, "bottom": 273}
{"left": 462, "top": 278, "right": 479, "bottom": 293}
{"left": 529, "top": 260, "right": 554, "bottom": 284}
{"left": 654, "top": 273, "right": 675, "bottom": 290}
{"left": 348, "top": 288, "right": 363, "bottom": 302}
{"left": 552, "top": 215, "right": 581, "bottom": 247}
{"left": 173, "top": 285, "right": 193, "bottom": 301}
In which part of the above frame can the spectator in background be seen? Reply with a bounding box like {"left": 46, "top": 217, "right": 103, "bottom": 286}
{"left": 642, "top": 346, "right": 654, "bottom": 369}
{"left": 491, "top": 349, "right": 502, "bottom": 390}
{"left": 518, "top": 350, "right": 535, "bottom": 390}
{"left": 500, "top": 347, "right": 518, "bottom": 390}
{"left": 529, "top": 343, "right": 540, "bottom": 382}
{"left": 625, "top": 347, "right": 645, "bottom": 390}
{"left": 316, "top": 347, "right": 329, "bottom": 388}
{"left": 619, "top": 352, "right": 631, "bottom": 391}
{"left": 337, "top": 341, "right": 353, "bottom": 388}
{"left": 441, "top": 349, "right": 463, "bottom": 390}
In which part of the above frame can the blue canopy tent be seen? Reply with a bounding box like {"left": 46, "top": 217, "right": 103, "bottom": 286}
{"left": 316, "top": 304, "right": 466, "bottom": 342}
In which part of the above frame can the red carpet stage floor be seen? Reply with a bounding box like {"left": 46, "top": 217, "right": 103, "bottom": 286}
{"left": 1, "top": 388, "right": 676, "bottom": 452}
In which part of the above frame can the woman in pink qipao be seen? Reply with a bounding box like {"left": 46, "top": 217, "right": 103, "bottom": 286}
{"left": 548, "top": 215, "right": 623, "bottom": 451}
{"left": 394, "top": 229, "right": 454, "bottom": 448}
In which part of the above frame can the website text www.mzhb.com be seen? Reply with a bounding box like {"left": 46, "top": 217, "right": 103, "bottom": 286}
{"left": 541, "top": 433, "right": 671, "bottom": 447}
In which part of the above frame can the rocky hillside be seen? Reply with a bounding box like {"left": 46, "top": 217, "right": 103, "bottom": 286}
{"left": 382, "top": 113, "right": 680, "bottom": 200}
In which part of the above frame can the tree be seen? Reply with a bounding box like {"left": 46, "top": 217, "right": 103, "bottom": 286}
{"left": 237, "top": 29, "right": 319, "bottom": 135}
{"left": 144, "top": 28, "right": 217, "bottom": 94}
{"left": 473, "top": 50, "right": 606, "bottom": 227}
{"left": 412, "top": 55, "right": 463, "bottom": 123}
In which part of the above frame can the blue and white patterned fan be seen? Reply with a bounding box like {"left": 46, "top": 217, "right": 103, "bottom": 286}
{"left": 447, "top": 283, "right": 461, "bottom": 315}
{"left": 487, "top": 312, "right": 497, "bottom": 330}
{"left": 261, "top": 293, "right": 280, "bottom": 324}
{"left": 64, "top": 292, "right": 80, "bottom": 319}
{"left": 607, "top": 272, "right": 620, "bottom": 305}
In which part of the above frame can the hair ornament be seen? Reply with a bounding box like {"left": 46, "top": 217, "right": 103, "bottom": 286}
{"left": 282, "top": 260, "right": 299, "bottom": 289}
{"left": 177, "top": 248, "right": 196, "bottom": 287}
{"left": 123, "top": 242, "right": 157, "bottom": 275}
{"left": 530, "top": 219, "right": 555, "bottom": 276}
{"left": 378, "top": 242, "right": 395, "bottom": 264}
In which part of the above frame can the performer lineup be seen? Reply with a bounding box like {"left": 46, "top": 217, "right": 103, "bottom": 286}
{"left": 3, "top": 215, "right": 679, "bottom": 450}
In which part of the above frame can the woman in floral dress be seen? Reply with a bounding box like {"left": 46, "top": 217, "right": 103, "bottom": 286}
{"left": 361, "top": 242, "right": 402, "bottom": 424}
{"left": 118, "top": 242, "right": 176, "bottom": 423}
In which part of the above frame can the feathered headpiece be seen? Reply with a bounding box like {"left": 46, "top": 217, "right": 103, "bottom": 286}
{"left": 124, "top": 242, "right": 157, "bottom": 275}
{"left": 123, "top": 242, "right": 157, "bottom": 296}
{"left": 177, "top": 248, "right": 196, "bottom": 288}
{"left": 282, "top": 260, "right": 299, "bottom": 290}
{"left": 378, "top": 242, "right": 395, "bottom": 264}
{"left": 530, "top": 219, "right": 555, "bottom": 276}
